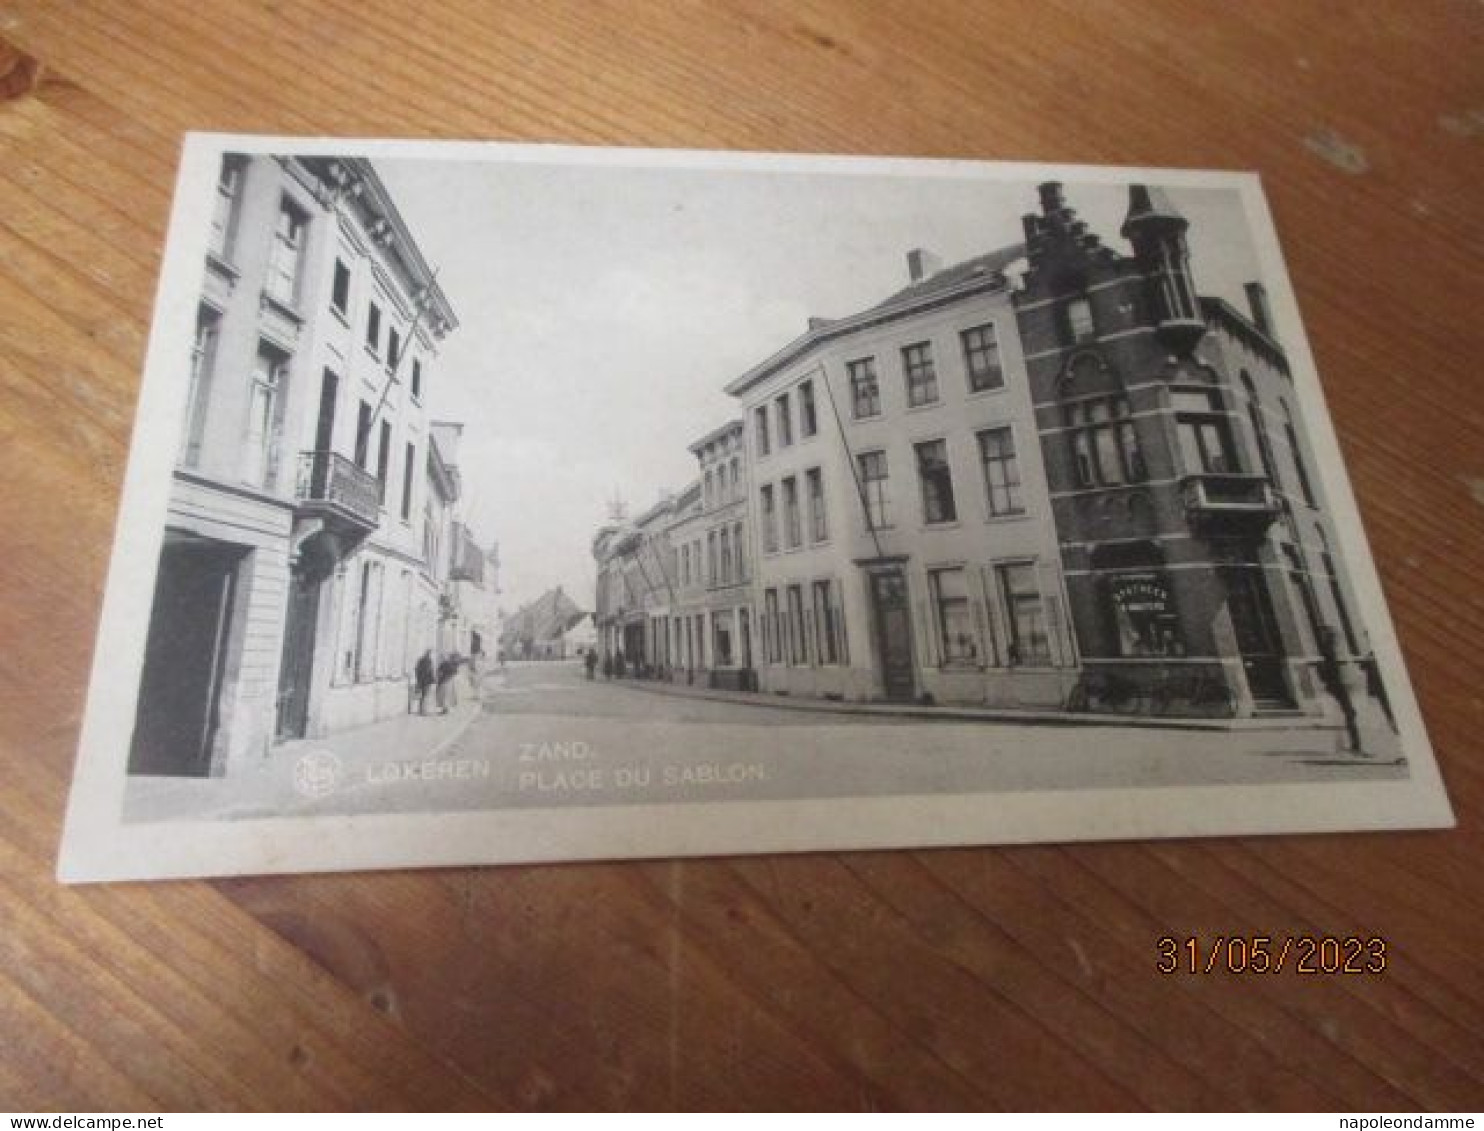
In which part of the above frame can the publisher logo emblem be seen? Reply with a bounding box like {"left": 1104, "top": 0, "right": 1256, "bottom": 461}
{"left": 293, "top": 749, "right": 342, "bottom": 798}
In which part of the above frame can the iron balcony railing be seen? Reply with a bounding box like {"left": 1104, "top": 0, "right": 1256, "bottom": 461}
{"left": 449, "top": 522, "right": 485, "bottom": 583}
{"left": 296, "top": 450, "right": 380, "bottom": 528}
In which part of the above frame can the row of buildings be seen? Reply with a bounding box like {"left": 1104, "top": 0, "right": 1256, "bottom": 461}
{"left": 128, "top": 154, "right": 499, "bottom": 779}
{"left": 594, "top": 182, "right": 1385, "bottom": 725}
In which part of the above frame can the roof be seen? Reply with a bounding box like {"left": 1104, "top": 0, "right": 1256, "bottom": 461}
{"left": 687, "top": 419, "right": 743, "bottom": 455}
{"left": 300, "top": 157, "right": 459, "bottom": 338}
{"left": 865, "top": 244, "right": 1027, "bottom": 313}
{"left": 500, "top": 587, "right": 587, "bottom": 646}
{"left": 723, "top": 242, "right": 1024, "bottom": 398}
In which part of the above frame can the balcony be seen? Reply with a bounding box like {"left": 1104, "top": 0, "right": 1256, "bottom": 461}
{"left": 295, "top": 450, "right": 380, "bottom": 531}
{"left": 1180, "top": 472, "right": 1280, "bottom": 534}
{"left": 449, "top": 522, "right": 485, "bottom": 583}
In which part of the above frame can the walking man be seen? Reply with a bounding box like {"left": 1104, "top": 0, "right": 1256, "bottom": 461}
{"left": 414, "top": 649, "right": 436, "bottom": 715}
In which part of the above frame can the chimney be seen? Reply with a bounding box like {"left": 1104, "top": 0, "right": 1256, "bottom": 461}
{"left": 1038, "top": 181, "right": 1066, "bottom": 214}
{"left": 1245, "top": 281, "right": 1274, "bottom": 337}
{"left": 807, "top": 316, "right": 832, "bottom": 331}
{"left": 906, "top": 248, "right": 943, "bottom": 283}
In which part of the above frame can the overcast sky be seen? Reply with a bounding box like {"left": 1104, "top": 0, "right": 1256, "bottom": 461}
{"left": 375, "top": 155, "right": 1261, "bottom": 617}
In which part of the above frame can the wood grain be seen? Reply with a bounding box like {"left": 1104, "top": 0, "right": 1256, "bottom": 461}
{"left": 1, "top": 0, "right": 1481, "bottom": 1111}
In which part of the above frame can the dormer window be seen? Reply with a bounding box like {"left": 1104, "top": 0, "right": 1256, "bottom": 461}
{"left": 1064, "top": 297, "right": 1095, "bottom": 344}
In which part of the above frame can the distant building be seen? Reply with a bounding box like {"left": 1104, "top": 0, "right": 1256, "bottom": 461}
{"left": 599, "top": 180, "right": 1387, "bottom": 728}
{"left": 500, "top": 586, "right": 589, "bottom": 660}
{"left": 592, "top": 494, "right": 683, "bottom": 671}
{"left": 128, "top": 154, "right": 491, "bottom": 778}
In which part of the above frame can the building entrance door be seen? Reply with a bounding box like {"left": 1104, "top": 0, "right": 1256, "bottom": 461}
{"left": 128, "top": 539, "right": 245, "bottom": 776}
{"left": 275, "top": 569, "right": 321, "bottom": 739}
{"left": 1221, "top": 565, "right": 1293, "bottom": 709}
{"left": 869, "top": 568, "right": 916, "bottom": 701}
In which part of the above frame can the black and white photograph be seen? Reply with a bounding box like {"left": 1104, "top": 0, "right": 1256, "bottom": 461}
{"left": 57, "top": 136, "right": 1453, "bottom": 882}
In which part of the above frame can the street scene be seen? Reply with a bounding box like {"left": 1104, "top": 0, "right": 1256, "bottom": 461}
{"left": 123, "top": 657, "right": 1404, "bottom": 825}
{"left": 102, "top": 140, "right": 1421, "bottom": 848}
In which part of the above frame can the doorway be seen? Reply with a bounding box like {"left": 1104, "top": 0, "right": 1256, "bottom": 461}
{"left": 128, "top": 538, "right": 247, "bottom": 776}
{"left": 275, "top": 568, "right": 321, "bottom": 740}
{"left": 1221, "top": 565, "right": 1293, "bottom": 709}
{"left": 868, "top": 568, "right": 916, "bottom": 701}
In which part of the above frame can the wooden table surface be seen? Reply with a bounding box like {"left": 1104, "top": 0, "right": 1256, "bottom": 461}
{"left": 2, "top": 0, "right": 1482, "bottom": 1112}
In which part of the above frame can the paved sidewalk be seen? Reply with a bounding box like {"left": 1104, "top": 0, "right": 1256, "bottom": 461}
{"left": 122, "top": 699, "right": 482, "bottom": 822}
{"left": 608, "top": 672, "right": 1352, "bottom": 735}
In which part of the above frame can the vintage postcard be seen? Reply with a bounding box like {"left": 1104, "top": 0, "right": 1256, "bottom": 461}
{"left": 57, "top": 135, "right": 1454, "bottom": 882}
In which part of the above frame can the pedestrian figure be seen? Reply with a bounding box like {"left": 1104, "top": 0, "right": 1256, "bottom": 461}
{"left": 601, "top": 652, "right": 613, "bottom": 680}
{"left": 436, "top": 653, "right": 461, "bottom": 714}
{"left": 414, "top": 649, "right": 436, "bottom": 715}
{"left": 584, "top": 648, "right": 598, "bottom": 681}
{"left": 1316, "top": 627, "right": 1361, "bottom": 754}
{"left": 614, "top": 648, "right": 627, "bottom": 679}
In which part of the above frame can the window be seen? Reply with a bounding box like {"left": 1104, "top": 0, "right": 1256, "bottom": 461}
{"left": 401, "top": 442, "right": 415, "bottom": 521}
{"left": 707, "top": 531, "right": 717, "bottom": 584}
{"left": 799, "top": 379, "right": 818, "bottom": 437}
{"left": 776, "top": 393, "right": 793, "bottom": 447}
{"left": 1241, "top": 374, "right": 1279, "bottom": 482}
{"left": 351, "top": 561, "right": 374, "bottom": 681}
{"left": 266, "top": 199, "right": 307, "bottom": 306}
{"left": 1174, "top": 388, "right": 1237, "bottom": 475}
{"left": 961, "top": 323, "right": 1004, "bottom": 393}
{"left": 858, "top": 450, "right": 890, "bottom": 530}
{"left": 787, "top": 585, "right": 808, "bottom": 664}
{"left": 331, "top": 259, "right": 351, "bottom": 315}
{"left": 915, "top": 439, "right": 957, "bottom": 524}
{"left": 1064, "top": 296, "right": 1095, "bottom": 343}
{"left": 902, "top": 342, "right": 938, "bottom": 407}
{"left": 719, "top": 528, "right": 732, "bottom": 583}
{"left": 209, "top": 155, "right": 246, "bottom": 259}
{"left": 764, "top": 589, "right": 781, "bottom": 663}
{"left": 998, "top": 563, "right": 1051, "bottom": 666}
{"left": 354, "top": 400, "right": 373, "bottom": 469}
{"left": 242, "top": 343, "right": 287, "bottom": 488}
{"left": 1283, "top": 401, "right": 1317, "bottom": 506}
{"left": 365, "top": 302, "right": 382, "bottom": 356}
{"left": 704, "top": 469, "right": 714, "bottom": 510}
{"left": 977, "top": 426, "right": 1024, "bottom": 516}
{"left": 376, "top": 420, "right": 391, "bottom": 506}
{"left": 754, "top": 405, "right": 771, "bottom": 456}
{"left": 806, "top": 467, "right": 828, "bottom": 542}
{"left": 713, "top": 611, "right": 734, "bottom": 667}
{"left": 760, "top": 484, "right": 778, "bottom": 553}
{"left": 387, "top": 326, "right": 402, "bottom": 371}
{"left": 931, "top": 568, "right": 978, "bottom": 665}
{"left": 1066, "top": 395, "right": 1145, "bottom": 487}
{"left": 849, "top": 357, "right": 881, "bottom": 419}
{"left": 729, "top": 456, "right": 741, "bottom": 500}
{"left": 812, "top": 580, "right": 840, "bottom": 665}
{"left": 411, "top": 358, "right": 423, "bottom": 400}
{"left": 181, "top": 306, "right": 220, "bottom": 466}
{"left": 733, "top": 521, "right": 746, "bottom": 580}
{"left": 782, "top": 476, "right": 802, "bottom": 549}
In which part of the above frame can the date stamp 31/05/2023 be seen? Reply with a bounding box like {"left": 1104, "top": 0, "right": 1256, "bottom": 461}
{"left": 1157, "top": 936, "right": 1388, "bottom": 975}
